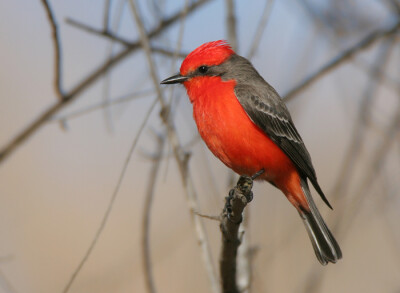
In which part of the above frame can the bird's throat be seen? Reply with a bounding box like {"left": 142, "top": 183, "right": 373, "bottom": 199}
{"left": 184, "top": 76, "right": 231, "bottom": 104}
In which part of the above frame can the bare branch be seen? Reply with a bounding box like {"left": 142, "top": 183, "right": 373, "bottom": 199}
{"left": 331, "top": 37, "right": 395, "bottom": 200}
{"left": 142, "top": 132, "right": 165, "bottom": 293}
{"left": 247, "top": 0, "right": 275, "bottom": 60}
{"left": 100, "top": 0, "right": 127, "bottom": 133}
{"left": 103, "top": 0, "right": 112, "bottom": 32}
{"left": 225, "top": 0, "right": 238, "bottom": 51}
{"left": 283, "top": 20, "right": 400, "bottom": 101}
{"left": 67, "top": 18, "right": 188, "bottom": 58}
{"left": 62, "top": 97, "right": 158, "bottom": 293}
{"left": 388, "top": 0, "right": 400, "bottom": 15}
{"left": 40, "top": 0, "right": 64, "bottom": 100}
{"left": 236, "top": 210, "right": 251, "bottom": 293}
{"left": 66, "top": 17, "right": 132, "bottom": 46}
{"left": 49, "top": 89, "right": 154, "bottom": 122}
{"left": 194, "top": 211, "right": 221, "bottom": 221}
{"left": 335, "top": 102, "right": 400, "bottom": 236}
{"left": 129, "top": 1, "right": 219, "bottom": 292}
{"left": 220, "top": 176, "right": 255, "bottom": 293}
{"left": 0, "top": 0, "right": 213, "bottom": 164}
{"left": 299, "top": 36, "right": 397, "bottom": 293}
{"left": 151, "top": 46, "right": 187, "bottom": 59}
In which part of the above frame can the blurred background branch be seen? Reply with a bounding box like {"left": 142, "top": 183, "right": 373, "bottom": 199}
{"left": 0, "top": 1, "right": 400, "bottom": 293}
{"left": 283, "top": 19, "right": 400, "bottom": 101}
{"left": 0, "top": 0, "right": 213, "bottom": 164}
{"left": 142, "top": 131, "right": 166, "bottom": 293}
{"left": 40, "top": 0, "right": 65, "bottom": 101}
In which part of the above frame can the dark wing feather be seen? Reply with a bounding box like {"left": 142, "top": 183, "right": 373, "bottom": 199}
{"left": 234, "top": 84, "right": 332, "bottom": 209}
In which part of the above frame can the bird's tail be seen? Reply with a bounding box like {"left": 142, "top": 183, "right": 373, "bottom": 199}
{"left": 299, "top": 178, "right": 342, "bottom": 265}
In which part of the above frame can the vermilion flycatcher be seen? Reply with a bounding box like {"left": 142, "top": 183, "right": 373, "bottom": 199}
{"left": 161, "top": 40, "right": 342, "bottom": 265}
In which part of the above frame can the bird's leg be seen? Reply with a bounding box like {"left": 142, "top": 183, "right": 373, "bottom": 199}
{"left": 251, "top": 168, "right": 265, "bottom": 180}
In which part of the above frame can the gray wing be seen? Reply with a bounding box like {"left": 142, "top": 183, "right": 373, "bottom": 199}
{"left": 234, "top": 84, "right": 332, "bottom": 209}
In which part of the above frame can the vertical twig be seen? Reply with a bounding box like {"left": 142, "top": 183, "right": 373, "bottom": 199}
{"left": 142, "top": 132, "right": 166, "bottom": 293}
{"left": 100, "top": 0, "right": 126, "bottom": 133}
{"left": 103, "top": 0, "right": 113, "bottom": 32}
{"left": 40, "top": 0, "right": 64, "bottom": 100}
{"left": 129, "top": 1, "right": 220, "bottom": 292}
{"left": 163, "top": 0, "right": 189, "bottom": 178}
{"left": 247, "top": 0, "right": 275, "bottom": 60}
{"left": 225, "top": 0, "right": 238, "bottom": 51}
{"left": 236, "top": 209, "right": 252, "bottom": 293}
{"left": 62, "top": 97, "right": 159, "bottom": 293}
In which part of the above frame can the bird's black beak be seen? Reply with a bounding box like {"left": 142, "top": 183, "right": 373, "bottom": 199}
{"left": 160, "top": 73, "right": 188, "bottom": 85}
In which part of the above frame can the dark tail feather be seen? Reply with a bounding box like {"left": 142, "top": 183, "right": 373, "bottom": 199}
{"left": 300, "top": 178, "right": 342, "bottom": 265}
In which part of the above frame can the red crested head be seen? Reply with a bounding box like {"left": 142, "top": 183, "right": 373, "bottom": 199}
{"left": 180, "top": 40, "right": 235, "bottom": 76}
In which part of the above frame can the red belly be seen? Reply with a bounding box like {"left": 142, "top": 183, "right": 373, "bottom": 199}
{"left": 186, "top": 77, "right": 302, "bottom": 196}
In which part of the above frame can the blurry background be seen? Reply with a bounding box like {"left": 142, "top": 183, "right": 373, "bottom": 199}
{"left": 0, "top": 0, "right": 399, "bottom": 292}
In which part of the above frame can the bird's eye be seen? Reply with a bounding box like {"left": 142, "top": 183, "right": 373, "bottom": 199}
{"left": 198, "top": 66, "right": 208, "bottom": 74}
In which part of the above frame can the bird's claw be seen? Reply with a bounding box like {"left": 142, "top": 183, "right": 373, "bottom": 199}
{"left": 237, "top": 175, "right": 253, "bottom": 198}
{"left": 224, "top": 170, "right": 263, "bottom": 221}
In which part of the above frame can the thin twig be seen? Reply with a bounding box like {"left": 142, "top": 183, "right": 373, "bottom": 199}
{"left": 299, "top": 35, "right": 396, "bottom": 293}
{"left": 247, "top": 0, "right": 275, "bottom": 60}
{"left": 198, "top": 146, "right": 225, "bottom": 206}
{"left": 313, "top": 105, "right": 400, "bottom": 293}
{"left": 62, "top": 97, "right": 158, "bottom": 293}
{"left": 352, "top": 57, "right": 400, "bottom": 93}
{"left": 225, "top": 0, "right": 238, "bottom": 51}
{"left": 283, "top": 20, "right": 400, "bottom": 101}
{"left": 298, "top": 0, "right": 400, "bottom": 96}
{"left": 195, "top": 211, "right": 221, "bottom": 221}
{"left": 129, "top": 1, "right": 219, "bottom": 292}
{"left": 103, "top": 0, "right": 112, "bottom": 31}
{"left": 66, "top": 17, "right": 132, "bottom": 45}
{"left": 331, "top": 37, "right": 395, "bottom": 200}
{"left": 66, "top": 18, "right": 188, "bottom": 58}
{"left": 236, "top": 209, "right": 251, "bottom": 293}
{"left": 162, "top": 0, "right": 190, "bottom": 186}
{"left": 49, "top": 89, "right": 154, "bottom": 122}
{"left": 100, "top": 0, "right": 127, "bottom": 133}
{"left": 40, "top": 0, "right": 64, "bottom": 100}
{"left": 335, "top": 101, "right": 400, "bottom": 236}
{"left": 151, "top": 46, "right": 187, "bottom": 59}
{"left": 388, "top": 0, "right": 400, "bottom": 15}
{"left": 0, "top": 0, "right": 212, "bottom": 164}
{"left": 142, "top": 132, "right": 165, "bottom": 293}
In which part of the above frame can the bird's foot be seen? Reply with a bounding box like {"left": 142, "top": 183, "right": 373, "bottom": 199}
{"left": 236, "top": 175, "right": 254, "bottom": 202}
{"left": 223, "top": 171, "right": 263, "bottom": 222}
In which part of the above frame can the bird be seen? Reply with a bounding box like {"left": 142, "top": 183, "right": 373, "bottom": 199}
{"left": 161, "top": 40, "right": 342, "bottom": 265}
